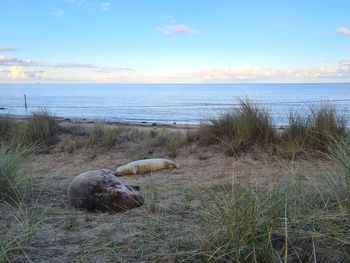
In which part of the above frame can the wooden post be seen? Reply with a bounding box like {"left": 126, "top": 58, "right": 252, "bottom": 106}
{"left": 24, "top": 94, "right": 27, "bottom": 110}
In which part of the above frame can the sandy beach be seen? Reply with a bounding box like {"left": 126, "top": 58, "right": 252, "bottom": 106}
{"left": 2, "top": 114, "right": 342, "bottom": 262}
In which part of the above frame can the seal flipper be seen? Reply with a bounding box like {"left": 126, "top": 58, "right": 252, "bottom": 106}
{"left": 174, "top": 163, "right": 181, "bottom": 169}
{"left": 132, "top": 165, "right": 139, "bottom": 175}
{"left": 113, "top": 169, "right": 121, "bottom": 176}
{"left": 126, "top": 185, "right": 140, "bottom": 191}
{"left": 169, "top": 161, "right": 181, "bottom": 169}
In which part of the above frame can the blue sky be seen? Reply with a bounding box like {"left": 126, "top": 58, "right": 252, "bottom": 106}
{"left": 1, "top": 0, "right": 350, "bottom": 83}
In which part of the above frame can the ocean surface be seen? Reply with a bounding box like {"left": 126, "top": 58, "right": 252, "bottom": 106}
{"left": 0, "top": 83, "right": 350, "bottom": 125}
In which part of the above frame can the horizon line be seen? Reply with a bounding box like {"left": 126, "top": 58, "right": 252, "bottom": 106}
{"left": 1, "top": 82, "right": 350, "bottom": 85}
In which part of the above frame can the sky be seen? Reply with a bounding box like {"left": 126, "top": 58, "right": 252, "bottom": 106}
{"left": 0, "top": 0, "right": 350, "bottom": 83}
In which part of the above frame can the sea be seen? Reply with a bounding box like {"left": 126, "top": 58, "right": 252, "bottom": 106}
{"left": 0, "top": 83, "right": 350, "bottom": 125}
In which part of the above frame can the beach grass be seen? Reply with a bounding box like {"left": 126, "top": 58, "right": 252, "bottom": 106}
{"left": 0, "top": 139, "right": 46, "bottom": 262}
{"left": 0, "top": 117, "right": 19, "bottom": 143}
{"left": 24, "top": 109, "right": 58, "bottom": 146}
{"left": 276, "top": 104, "right": 348, "bottom": 159}
{"left": 275, "top": 111, "right": 309, "bottom": 159}
{"left": 0, "top": 145, "right": 33, "bottom": 200}
{"left": 86, "top": 122, "right": 105, "bottom": 147}
{"left": 132, "top": 141, "right": 350, "bottom": 262}
{"left": 2, "top": 99, "right": 347, "bottom": 158}
{"left": 308, "top": 103, "right": 348, "bottom": 151}
{"left": 0, "top": 99, "right": 350, "bottom": 261}
{"left": 199, "top": 99, "right": 348, "bottom": 157}
{"left": 0, "top": 200, "right": 47, "bottom": 262}
{"left": 199, "top": 99, "right": 276, "bottom": 155}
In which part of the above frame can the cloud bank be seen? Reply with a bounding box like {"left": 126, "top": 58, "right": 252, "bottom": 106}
{"left": 1, "top": 55, "right": 350, "bottom": 83}
{"left": 196, "top": 63, "right": 347, "bottom": 82}
{"left": 0, "top": 55, "right": 133, "bottom": 82}
{"left": 8, "top": 66, "right": 46, "bottom": 80}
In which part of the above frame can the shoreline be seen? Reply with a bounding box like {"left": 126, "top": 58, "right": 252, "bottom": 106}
{"left": 0, "top": 113, "right": 200, "bottom": 130}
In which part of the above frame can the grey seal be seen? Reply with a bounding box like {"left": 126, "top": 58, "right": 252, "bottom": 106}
{"left": 68, "top": 169, "right": 143, "bottom": 211}
{"left": 114, "top": 158, "right": 181, "bottom": 176}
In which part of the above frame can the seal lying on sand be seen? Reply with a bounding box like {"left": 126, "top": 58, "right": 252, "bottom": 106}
{"left": 68, "top": 169, "right": 143, "bottom": 212}
{"left": 114, "top": 158, "right": 181, "bottom": 176}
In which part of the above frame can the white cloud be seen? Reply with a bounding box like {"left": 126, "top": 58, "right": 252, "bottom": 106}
{"left": 0, "top": 46, "right": 18, "bottom": 52}
{"left": 100, "top": 2, "right": 111, "bottom": 11}
{"left": 156, "top": 24, "right": 199, "bottom": 36}
{"left": 0, "top": 56, "right": 133, "bottom": 82}
{"left": 196, "top": 64, "right": 341, "bottom": 82}
{"left": 7, "top": 66, "right": 46, "bottom": 80}
{"left": 336, "top": 27, "right": 350, "bottom": 37}
{"left": 52, "top": 9, "right": 64, "bottom": 17}
{"left": 339, "top": 60, "right": 350, "bottom": 73}
{"left": 0, "top": 55, "right": 96, "bottom": 68}
{"left": 8, "top": 66, "right": 26, "bottom": 79}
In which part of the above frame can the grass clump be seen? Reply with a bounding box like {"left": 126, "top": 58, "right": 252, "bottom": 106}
{"left": 201, "top": 99, "right": 348, "bottom": 157}
{"left": 0, "top": 200, "right": 47, "bottom": 262}
{"left": 190, "top": 176, "right": 350, "bottom": 262}
{"left": 165, "top": 133, "right": 185, "bottom": 158}
{"left": 331, "top": 138, "right": 350, "bottom": 180}
{"left": 308, "top": 103, "right": 348, "bottom": 151}
{"left": 201, "top": 99, "right": 275, "bottom": 155}
{"left": 61, "top": 124, "right": 88, "bottom": 137}
{"left": 0, "top": 118, "right": 27, "bottom": 148}
{"left": 148, "top": 130, "right": 185, "bottom": 158}
{"left": 193, "top": 182, "right": 285, "bottom": 262}
{"left": 24, "top": 109, "right": 58, "bottom": 145}
{"left": 0, "top": 145, "right": 33, "bottom": 200}
{"left": 101, "top": 128, "right": 126, "bottom": 149}
{"left": 0, "top": 136, "right": 45, "bottom": 262}
{"left": 277, "top": 104, "right": 348, "bottom": 158}
{"left": 276, "top": 111, "right": 309, "bottom": 159}
{"left": 0, "top": 117, "right": 19, "bottom": 143}
{"left": 327, "top": 138, "right": 350, "bottom": 211}
{"left": 86, "top": 123, "right": 105, "bottom": 147}
{"left": 86, "top": 123, "right": 132, "bottom": 149}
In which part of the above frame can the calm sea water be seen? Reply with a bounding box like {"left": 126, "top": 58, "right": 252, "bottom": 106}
{"left": 0, "top": 83, "right": 349, "bottom": 125}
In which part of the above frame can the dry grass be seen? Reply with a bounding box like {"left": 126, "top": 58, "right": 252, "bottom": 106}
{"left": 148, "top": 130, "right": 186, "bottom": 158}
{"left": 308, "top": 103, "right": 348, "bottom": 151}
{"left": 24, "top": 109, "right": 58, "bottom": 146}
{"left": 199, "top": 99, "right": 276, "bottom": 155}
{"left": 0, "top": 100, "right": 349, "bottom": 262}
{"left": 200, "top": 100, "right": 348, "bottom": 158}
{"left": 0, "top": 201, "right": 47, "bottom": 262}
{"left": 0, "top": 117, "right": 19, "bottom": 143}
{"left": 0, "top": 141, "right": 46, "bottom": 262}
{"left": 0, "top": 145, "right": 33, "bottom": 200}
{"left": 277, "top": 104, "right": 348, "bottom": 159}
{"left": 276, "top": 111, "right": 310, "bottom": 159}
{"left": 131, "top": 145, "right": 350, "bottom": 262}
